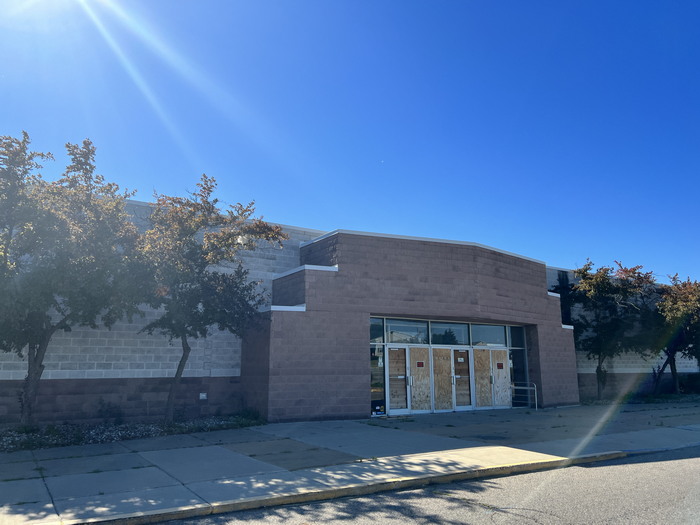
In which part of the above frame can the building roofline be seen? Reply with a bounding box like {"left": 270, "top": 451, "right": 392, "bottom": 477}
{"left": 302, "top": 229, "right": 546, "bottom": 265}
{"left": 127, "top": 199, "right": 545, "bottom": 265}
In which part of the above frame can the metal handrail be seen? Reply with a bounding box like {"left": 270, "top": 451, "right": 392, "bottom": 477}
{"left": 511, "top": 382, "right": 538, "bottom": 410}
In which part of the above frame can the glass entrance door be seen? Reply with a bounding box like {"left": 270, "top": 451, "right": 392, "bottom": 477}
{"left": 472, "top": 347, "right": 512, "bottom": 408}
{"left": 370, "top": 345, "right": 386, "bottom": 415}
{"left": 388, "top": 347, "right": 408, "bottom": 413}
{"left": 385, "top": 346, "right": 495, "bottom": 414}
{"left": 431, "top": 347, "right": 473, "bottom": 412}
{"left": 387, "top": 346, "right": 432, "bottom": 414}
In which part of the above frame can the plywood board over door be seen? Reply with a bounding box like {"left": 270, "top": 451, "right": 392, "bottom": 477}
{"left": 453, "top": 350, "right": 471, "bottom": 407}
{"left": 432, "top": 348, "right": 453, "bottom": 411}
{"left": 473, "top": 348, "right": 492, "bottom": 407}
{"left": 492, "top": 349, "right": 511, "bottom": 407}
{"left": 410, "top": 347, "right": 431, "bottom": 411}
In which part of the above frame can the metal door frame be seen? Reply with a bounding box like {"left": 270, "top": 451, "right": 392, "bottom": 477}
{"left": 446, "top": 347, "right": 475, "bottom": 411}
{"left": 386, "top": 345, "right": 411, "bottom": 416}
{"left": 385, "top": 345, "right": 435, "bottom": 415}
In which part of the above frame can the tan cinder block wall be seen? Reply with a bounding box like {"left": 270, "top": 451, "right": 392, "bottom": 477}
{"left": 248, "top": 232, "right": 579, "bottom": 421}
{"left": 576, "top": 352, "right": 699, "bottom": 400}
{"left": 0, "top": 225, "right": 322, "bottom": 382}
{"left": 0, "top": 223, "right": 323, "bottom": 423}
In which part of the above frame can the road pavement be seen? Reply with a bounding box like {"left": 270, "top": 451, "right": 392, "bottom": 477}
{"left": 170, "top": 445, "right": 700, "bottom": 525}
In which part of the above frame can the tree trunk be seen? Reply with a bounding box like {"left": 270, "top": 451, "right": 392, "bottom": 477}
{"left": 669, "top": 354, "right": 680, "bottom": 395}
{"left": 164, "top": 335, "right": 192, "bottom": 424}
{"left": 20, "top": 331, "right": 53, "bottom": 426}
{"left": 653, "top": 353, "right": 671, "bottom": 396}
{"left": 596, "top": 356, "right": 607, "bottom": 400}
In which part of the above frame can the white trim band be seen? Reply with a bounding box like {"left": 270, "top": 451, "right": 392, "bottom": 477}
{"left": 270, "top": 304, "right": 307, "bottom": 312}
{"left": 562, "top": 324, "right": 574, "bottom": 330}
{"left": 275, "top": 264, "right": 339, "bottom": 280}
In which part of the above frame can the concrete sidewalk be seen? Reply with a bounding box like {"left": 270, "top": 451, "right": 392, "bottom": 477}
{"left": 2, "top": 402, "right": 700, "bottom": 524}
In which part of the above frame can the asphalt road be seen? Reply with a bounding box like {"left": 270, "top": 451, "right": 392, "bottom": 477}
{"left": 168, "top": 445, "right": 700, "bottom": 524}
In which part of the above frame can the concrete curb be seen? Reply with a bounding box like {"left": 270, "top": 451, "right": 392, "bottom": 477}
{"left": 80, "top": 450, "right": 628, "bottom": 525}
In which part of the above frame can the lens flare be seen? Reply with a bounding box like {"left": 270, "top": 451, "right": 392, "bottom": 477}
{"left": 76, "top": 0, "right": 201, "bottom": 168}
{"left": 86, "top": 0, "right": 294, "bottom": 167}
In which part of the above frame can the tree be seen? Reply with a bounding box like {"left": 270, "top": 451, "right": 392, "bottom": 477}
{"left": 653, "top": 276, "right": 700, "bottom": 394}
{"left": 572, "top": 260, "right": 658, "bottom": 400}
{"left": 139, "top": 174, "right": 286, "bottom": 423}
{"left": 0, "top": 133, "right": 142, "bottom": 424}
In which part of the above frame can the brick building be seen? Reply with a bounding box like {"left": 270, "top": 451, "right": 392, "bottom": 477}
{"left": 242, "top": 230, "right": 579, "bottom": 421}
{"left": 0, "top": 220, "right": 579, "bottom": 423}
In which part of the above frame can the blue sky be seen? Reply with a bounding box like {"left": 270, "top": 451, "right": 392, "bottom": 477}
{"left": 2, "top": 1, "right": 699, "bottom": 282}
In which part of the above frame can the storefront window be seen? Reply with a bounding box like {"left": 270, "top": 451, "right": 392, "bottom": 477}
{"left": 509, "top": 348, "right": 529, "bottom": 407}
{"left": 370, "top": 345, "right": 386, "bottom": 415}
{"left": 370, "top": 317, "right": 385, "bottom": 343}
{"left": 509, "top": 348, "right": 527, "bottom": 383}
{"left": 471, "top": 324, "right": 506, "bottom": 346}
{"left": 509, "top": 326, "right": 526, "bottom": 348}
{"left": 386, "top": 319, "right": 429, "bottom": 344}
{"left": 431, "top": 322, "right": 470, "bottom": 345}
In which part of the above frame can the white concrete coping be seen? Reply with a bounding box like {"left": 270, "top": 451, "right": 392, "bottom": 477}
{"left": 547, "top": 265, "right": 575, "bottom": 272}
{"left": 548, "top": 291, "right": 561, "bottom": 297}
{"left": 268, "top": 304, "right": 307, "bottom": 312}
{"left": 302, "top": 229, "right": 546, "bottom": 265}
{"left": 274, "top": 264, "right": 339, "bottom": 280}
{"left": 562, "top": 324, "right": 575, "bottom": 330}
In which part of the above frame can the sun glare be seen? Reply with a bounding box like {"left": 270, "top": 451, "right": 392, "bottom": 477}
{"left": 3, "top": 0, "right": 297, "bottom": 175}
{"left": 74, "top": 0, "right": 200, "bottom": 168}
{"left": 92, "top": 0, "right": 292, "bottom": 167}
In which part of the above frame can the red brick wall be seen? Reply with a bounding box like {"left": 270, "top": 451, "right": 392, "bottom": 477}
{"left": 241, "top": 315, "right": 272, "bottom": 419}
{"left": 264, "top": 310, "right": 369, "bottom": 421}
{"left": 271, "top": 272, "right": 306, "bottom": 307}
{"left": 301, "top": 235, "right": 551, "bottom": 322}
{"left": 245, "top": 232, "right": 579, "bottom": 421}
